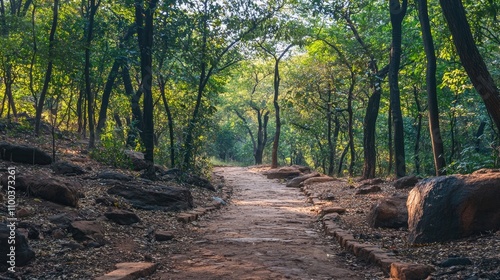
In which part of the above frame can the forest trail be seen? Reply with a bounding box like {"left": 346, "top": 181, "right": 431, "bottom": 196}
{"left": 159, "top": 166, "right": 376, "bottom": 280}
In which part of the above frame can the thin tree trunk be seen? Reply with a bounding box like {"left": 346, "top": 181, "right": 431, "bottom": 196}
{"left": 96, "top": 59, "right": 121, "bottom": 135}
{"left": 417, "top": 0, "right": 446, "bottom": 175}
{"left": 413, "top": 86, "right": 423, "bottom": 174}
{"left": 35, "top": 0, "right": 59, "bottom": 136}
{"left": 389, "top": 0, "right": 407, "bottom": 178}
{"left": 84, "top": 0, "right": 100, "bottom": 149}
{"left": 159, "top": 77, "right": 175, "bottom": 167}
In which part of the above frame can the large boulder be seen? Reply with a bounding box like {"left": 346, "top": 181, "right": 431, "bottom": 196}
{"left": 107, "top": 182, "right": 193, "bottom": 211}
{"left": 367, "top": 195, "right": 408, "bottom": 229}
{"left": 1, "top": 173, "right": 80, "bottom": 207}
{"left": 407, "top": 170, "right": 500, "bottom": 244}
{"left": 286, "top": 172, "right": 320, "bottom": 188}
{"left": 105, "top": 209, "right": 141, "bottom": 225}
{"left": 0, "top": 223, "right": 36, "bottom": 271}
{"left": 0, "top": 142, "right": 52, "bottom": 165}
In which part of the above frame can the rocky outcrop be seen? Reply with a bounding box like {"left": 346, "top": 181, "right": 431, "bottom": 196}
{"left": 355, "top": 185, "right": 382, "bottom": 195}
{"left": 1, "top": 173, "right": 80, "bottom": 207}
{"left": 0, "top": 142, "right": 52, "bottom": 165}
{"left": 367, "top": 195, "right": 408, "bottom": 229}
{"left": 407, "top": 170, "right": 500, "bottom": 244}
{"left": 69, "top": 221, "right": 105, "bottom": 245}
{"left": 107, "top": 182, "right": 193, "bottom": 211}
{"left": 286, "top": 172, "right": 320, "bottom": 188}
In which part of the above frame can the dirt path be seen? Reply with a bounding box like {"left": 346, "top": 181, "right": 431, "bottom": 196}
{"left": 159, "top": 167, "right": 377, "bottom": 280}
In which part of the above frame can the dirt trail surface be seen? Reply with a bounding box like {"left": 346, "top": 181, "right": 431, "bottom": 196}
{"left": 159, "top": 167, "right": 378, "bottom": 280}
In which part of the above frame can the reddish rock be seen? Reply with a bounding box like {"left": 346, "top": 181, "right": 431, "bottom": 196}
{"left": 286, "top": 172, "right": 320, "bottom": 188}
{"left": 105, "top": 210, "right": 141, "bottom": 225}
{"left": 155, "top": 231, "right": 174, "bottom": 241}
{"left": 69, "top": 221, "right": 105, "bottom": 244}
{"left": 393, "top": 175, "right": 419, "bottom": 189}
{"left": 390, "top": 262, "right": 434, "bottom": 280}
{"left": 319, "top": 206, "right": 346, "bottom": 216}
{"left": 95, "top": 262, "right": 158, "bottom": 280}
{"left": 407, "top": 171, "right": 500, "bottom": 244}
{"left": 303, "top": 176, "right": 336, "bottom": 186}
{"left": 1, "top": 173, "right": 80, "bottom": 207}
{"left": 263, "top": 166, "right": 303, "bottom": 179}
{"left": 367, "top": 195, "right": 408, "bottom": 229}
{"left": 355, "top": 185, "right": 382, "bottom": 195}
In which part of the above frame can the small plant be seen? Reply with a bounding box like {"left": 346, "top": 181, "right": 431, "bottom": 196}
{"left": 90, "top": 126, "right": 132, "bottom": 169}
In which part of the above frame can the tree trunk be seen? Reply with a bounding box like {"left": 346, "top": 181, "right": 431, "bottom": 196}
{"left": 122, "top": 65, "right": 143, "bottom": 147}
{"left": 84, "top": 0, "right": 100, "bottom": 149}
{"left": 159, "top": 77, "right": 176, "bottom": 168}
{"left": 389, "top": 0, "right": 407, "bottom": 178}
{"left": 475, "top": 121, "right": 486, "bottom": 152}
{"left": 96, "top": 58, "right": 121, "bottom": 135}
{"left": 135, "top": 0, "right": 157, "bottom": 166}
{"left": 35, "top": 0, "right": 58, "bottom": 136}
{"left": 440, "top": 0, "right": 500, "bottom": 135}
{"left": 417, "top": 0, "right": 446, "bottom": 175}
{"left": 413, "top": 86, "right": 423, "bottom": 174}
{"left": 271, "top": 60, "right": 281, "bottom": 169}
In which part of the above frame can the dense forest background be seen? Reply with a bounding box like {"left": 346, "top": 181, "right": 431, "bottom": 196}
{"left": 1, "top": 0, "right": 499, "bottom": 178}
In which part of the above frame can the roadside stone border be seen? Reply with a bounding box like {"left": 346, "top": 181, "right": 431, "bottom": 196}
{"left": 176, "top": 184, "right": 232, "bottom": 223}
{"left": 302, "top": 186, "right": 434, "bottom": 280}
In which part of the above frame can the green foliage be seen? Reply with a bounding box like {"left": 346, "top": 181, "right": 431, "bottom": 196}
{"left": 90, "top": 126, "right": 132, "bottom": 169}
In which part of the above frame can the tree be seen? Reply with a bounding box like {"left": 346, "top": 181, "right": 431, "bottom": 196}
{"left": 135, "top": 0, "right": 158, "bottom": 167}
{"left": 35, "top": 0, "right": 59, "bottom": 136}
{"left": 416, "top": 0, "right": 446, "bottom": 175}
{"left": 439, "top": 0, "right": 500, "bottom": 135}
{"left": 259, "top": 42, "right": 294, "bottom": 169}
{"left": 84, "top": 0, "right": 101, "bottom": 149}
{"left": 388, "top": 0, "right": 407, "bottom": 178}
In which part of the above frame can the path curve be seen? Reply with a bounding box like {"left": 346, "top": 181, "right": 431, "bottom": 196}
{"left": 160, "top": 167, "right": 375, "bottom": 280}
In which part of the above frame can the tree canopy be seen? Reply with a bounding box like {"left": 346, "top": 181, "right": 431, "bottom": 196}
{"left": 1, "top": 0, "right": 499, "bottom": 176}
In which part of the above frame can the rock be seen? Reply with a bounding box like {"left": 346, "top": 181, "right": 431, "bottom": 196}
{"left": 407, "top": 172, "right": 500, "bottom": 244}
{"left": 17, "top": 207, "right": 31, "bottom": 218}
{"left": 0, "top": 223, "right": 36, "bottom": 271}
{"left": 107, "top": 182, "right": 193, "bottom": 211}
{"left": 393, "top": 175, "right": 419, "bottom": 189}
{"left": 390, "top": 262, "right": 434, "bottom": 280}
{"left": 355, "top": 185, "right": 382, "bottom": 195}
{"left": 52, "top": 228, "right": 66, "bottom": 239}
{"left": 438, "top": 257, "right": 473, "bottom": 267}
{"left": 51, "top": 161, "right": 85, "bottom": 175}
{"left": 0, "top": 193, "right": 3, "bottom": 203}
{"left": 95, "top": 262, "right": 158, "bottom": 280}
{"left": 155, "top": 231, "right": 174, "bottom": 241}
{"left": 1, "top": 173, "right": 80, "bottom": 207}
{"left": 320, "top": 192, "right": 335, "bottom": 201}
{"left": 286, "top": 172, "right": 320, "bottom": 188}
{"left": 302, "top": 176, "right": 336, "bottom": 186}
{"left": 105, "top": 210, "right": 141, "bottom": 225}
{"left": 0, "top": 142, "right": 52, "bottom": 165}
{"left": 124, "top": 150, "right": 149, "bottom": 171}
{"left": 69, "top": 221, "right": 105, "bottom": 244}
{"left": 212, "top": 196, "right": 226, "bottom": 205}
{"left": 367, "top": 195, "right": 408, "bottom": 229}
{"left": 359, "top": 178, "right": 384, "bottom": 186}
{"left": 97, "top": 171, "right": 133, "bottom": 181}
{"left": 48, "top": 212, "right": 80, "bottom": 226}
{"left": 263, "top": 166, "right": 303, "bottom": 179}
{"left": 319, "top": 206, "right": 346, "bottom": 216}
{"left": 17, "top": 222, "right": 39, "bottom": 240}
{"left": 322, "top": 213, "right": 340, "bottom": 221}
